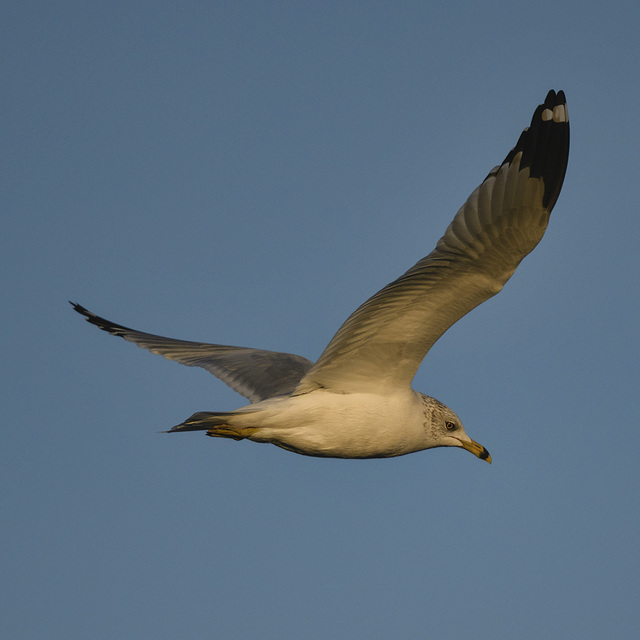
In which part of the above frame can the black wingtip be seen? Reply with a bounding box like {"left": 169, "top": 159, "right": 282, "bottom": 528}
{"left": 500, "top": 89, "right": 570, "bottom": 211}
{"left": 70, "top": 301, "right": 133, "bottom": 338}
{"left": 70, "top": 301, "right": 90, "bottom": 318}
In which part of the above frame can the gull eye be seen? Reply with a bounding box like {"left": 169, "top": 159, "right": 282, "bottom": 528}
{"left": 445, "top": 421, "right": 456, "bottom": 431}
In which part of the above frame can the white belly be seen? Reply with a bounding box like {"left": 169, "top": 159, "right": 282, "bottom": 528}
{"left": 237, "top": 389, "right": 429, "bottom": 458}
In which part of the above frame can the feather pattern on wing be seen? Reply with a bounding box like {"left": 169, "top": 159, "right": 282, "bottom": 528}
{"left": 294, "top": 90, "right": 569, "bottom": 395}
{"left": 71, "top": 303, "right": 313, "bottom": 402}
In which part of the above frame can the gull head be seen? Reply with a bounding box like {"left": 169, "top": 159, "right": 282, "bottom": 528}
{"left": 420, "top": 394, "right": 491, "bottom": 463}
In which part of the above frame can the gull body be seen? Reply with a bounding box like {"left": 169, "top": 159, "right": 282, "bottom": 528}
{"left": 73, "top": 90, "right": 570, "bottom": 463}
{"left": 191, "top": 390, "right": 476, "bottom": 459}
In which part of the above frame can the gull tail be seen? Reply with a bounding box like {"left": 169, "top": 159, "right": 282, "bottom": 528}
{"left": 168, "top": 410, "right": 259, "bottom": 441}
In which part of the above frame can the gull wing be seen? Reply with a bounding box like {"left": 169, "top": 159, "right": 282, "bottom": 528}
{"left": 295, "top": 90, "right": 569, "bottom": 395}
{"left": 71, "top": 303, "right": 313, "bottom": 402}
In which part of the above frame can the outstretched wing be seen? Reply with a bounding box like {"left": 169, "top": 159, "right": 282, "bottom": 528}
{"left": 71, "top": 303, "right": 313, "bottom": 402}
{"left": 295, "top": 90, "right": 569, "bottom": 395}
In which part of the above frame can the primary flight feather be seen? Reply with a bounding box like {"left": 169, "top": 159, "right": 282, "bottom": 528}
{"left": 73, "top": 89, "right": 569, "bottom": 461}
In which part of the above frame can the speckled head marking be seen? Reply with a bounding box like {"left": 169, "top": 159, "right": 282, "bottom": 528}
{"left": 420, "top": 394, "right": 462, "bottom": 439}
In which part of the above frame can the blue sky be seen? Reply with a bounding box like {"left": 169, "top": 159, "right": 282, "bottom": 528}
{"left": 3, "top": 2, "right": 639, "bottom": 638}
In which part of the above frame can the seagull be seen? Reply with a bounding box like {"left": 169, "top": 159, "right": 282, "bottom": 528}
{"left": 72, "top": 90, "right": 569, "bottom": 462}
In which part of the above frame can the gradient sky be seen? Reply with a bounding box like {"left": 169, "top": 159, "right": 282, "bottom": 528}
{"left": 3, "top": 2, "right": 640, "bottom": 639}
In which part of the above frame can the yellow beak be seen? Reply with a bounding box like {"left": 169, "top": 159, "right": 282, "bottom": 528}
{"left": 456, "top": 438, "right": 492, "bottom": 464}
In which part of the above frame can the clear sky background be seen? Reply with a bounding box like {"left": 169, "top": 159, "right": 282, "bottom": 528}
{"left": 3, "top": 2, "right": 639, "bottom": 639}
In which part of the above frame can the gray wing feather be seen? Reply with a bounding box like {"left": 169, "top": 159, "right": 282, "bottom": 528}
{"left": 71, "top": 303, "right": 313, "bottom": 403}
{"left": 295, "top": 90, "right": 569, "bottom": 395}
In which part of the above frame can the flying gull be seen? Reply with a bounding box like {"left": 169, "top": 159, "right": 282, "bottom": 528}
{"left": 72, "top": 90, "right": 569, "bottom": 462}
